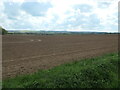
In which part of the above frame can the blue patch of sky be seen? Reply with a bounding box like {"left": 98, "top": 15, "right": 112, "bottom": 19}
{"left": 4, "top": 2, "right": 20, "bottom": 19}
{"left": 74, "top": 4, "right": 93, "bottom": 13}
{"left": 98, "top": 2, "right": 111, "bottom": 8}
{"left": 21, "top": 2, "right": 52, "bottom": 16}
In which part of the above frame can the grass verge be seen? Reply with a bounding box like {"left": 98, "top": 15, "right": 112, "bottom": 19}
{"left": 3, "top": 52, "right": 119, "bottom": 88}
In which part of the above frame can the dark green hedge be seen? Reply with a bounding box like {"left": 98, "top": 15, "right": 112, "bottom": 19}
{"left": 0, "top": 27, "right": 8, "bottom": 35}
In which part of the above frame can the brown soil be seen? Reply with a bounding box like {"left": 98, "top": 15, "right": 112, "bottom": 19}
{"left": 2, "top": 34, "right": 118, "bottom": 79}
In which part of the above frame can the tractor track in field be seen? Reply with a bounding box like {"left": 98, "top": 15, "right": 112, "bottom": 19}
{"left": 3, "top": 45, "right": 116, "bottom": 63}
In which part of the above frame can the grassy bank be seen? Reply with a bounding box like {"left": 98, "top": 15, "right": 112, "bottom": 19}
{"left": 3, "top": 52, "right": 119, "bottom": 88}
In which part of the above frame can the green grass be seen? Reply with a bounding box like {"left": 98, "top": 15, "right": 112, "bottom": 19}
{"left": 3, "top": 52, "right": 119, "bottom": 88}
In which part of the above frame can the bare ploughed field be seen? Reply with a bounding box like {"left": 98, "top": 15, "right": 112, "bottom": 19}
{"left": 2, "top": 34, "right": 118, "bottom": 79}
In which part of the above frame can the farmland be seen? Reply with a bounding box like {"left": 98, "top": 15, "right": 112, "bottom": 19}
{"left": 2, "top": 34, "right": 118, "bottom": 79}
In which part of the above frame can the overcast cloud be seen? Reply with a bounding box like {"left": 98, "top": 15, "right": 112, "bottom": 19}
{"left": 0, "top": 0, "right": 118, "bottom": 32}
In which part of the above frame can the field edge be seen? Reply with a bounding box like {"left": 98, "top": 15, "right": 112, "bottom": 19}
{"left": 3, "top": 52, "right": 119, "bottom": 88}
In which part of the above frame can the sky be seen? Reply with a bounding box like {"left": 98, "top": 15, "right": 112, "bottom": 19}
{"left": 0, "top": 0, "right": 119, "bottom": 32}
